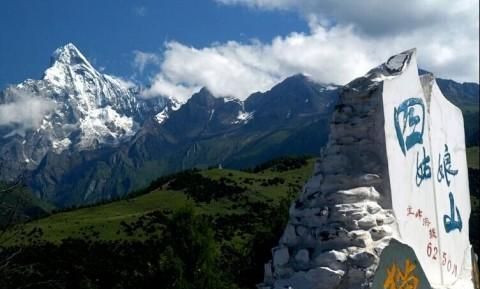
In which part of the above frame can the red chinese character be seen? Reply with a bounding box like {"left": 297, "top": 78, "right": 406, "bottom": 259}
{"left": 429, "top": 228, "right": 437, "bottom": 239}
{"left": 415, "top": 209, "right": 423, "bottom": 219}
{"left": 422, "top": 217, "right": 431, "bottom": 227}
{"left": 407, "top": 206, "right": 414, "bottom": 216}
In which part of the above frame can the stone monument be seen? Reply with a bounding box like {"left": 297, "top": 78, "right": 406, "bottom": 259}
{"left": 258, "top": 49, "right": 477, "bottom": 289}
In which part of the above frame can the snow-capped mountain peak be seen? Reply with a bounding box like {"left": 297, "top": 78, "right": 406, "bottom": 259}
{"left": 0, "top": 43, "right": 170, "bottom": 180}
{"left": 44, "top": 44, "right": 96, "bottom": 88}
{"left": 51, "top": 43, "right": 93, "bottom": 67}
{"left": 30, "top": 43, "right": 145, "bottom": 149}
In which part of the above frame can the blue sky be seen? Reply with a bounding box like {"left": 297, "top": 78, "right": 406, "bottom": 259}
{"left": 1, "top": 0, "right": 478, "bottom": 101}
{"left": 0, "top": 0, "right": 307, "bottom": 89}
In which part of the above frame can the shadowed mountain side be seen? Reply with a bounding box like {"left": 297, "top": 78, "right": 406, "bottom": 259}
{"left": 0, "top": 182, "right": 54, "bottom": 226}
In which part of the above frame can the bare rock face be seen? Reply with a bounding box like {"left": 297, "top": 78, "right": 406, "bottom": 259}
{"left": 258, "top": 49, "right": 475, "bottom": 289}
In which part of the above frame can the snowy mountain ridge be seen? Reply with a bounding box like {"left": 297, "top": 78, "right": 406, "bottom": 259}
{"left": 0, "top": 43, "right": 170, "bottom": 180}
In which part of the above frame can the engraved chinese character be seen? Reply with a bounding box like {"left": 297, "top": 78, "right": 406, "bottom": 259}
{"left": 437, "top": 144, "right": 458, "bottom": 187}
{"left": 384, "top": 258, "right": 419, "bottom": 289}
{"left": 407, "top": 206, "right": 414, "bottom": 216}
{"left": 394, "top": 98, "right": 425, "bottom": 155}
{"left": 443, "top": 192, "right": 462, "bottom": 233}
{"left": 416, "top": 147, "right": 431, "bottom": 187}
{"left": 415, "top": 209, "right": 423, "bottom": 219}
{"left": 422, "top": 217, "right": 430, "bottom": 227}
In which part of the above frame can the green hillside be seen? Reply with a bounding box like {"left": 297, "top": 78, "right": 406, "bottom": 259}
{"left": 0, "top": 156, "right": 315, "bottom": 289}
{"left": 0, "top": 182, "right": 54, "bottom": 227}
{"left": 7, "top": 156, "right": 315, "bottom": 245}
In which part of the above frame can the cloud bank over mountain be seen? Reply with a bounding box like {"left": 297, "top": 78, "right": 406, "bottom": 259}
{"left": 0, "top": 88, "right": 56, "bottom": 136}
{"left": 138, "top": 0, "right": 478, "bottom": 101}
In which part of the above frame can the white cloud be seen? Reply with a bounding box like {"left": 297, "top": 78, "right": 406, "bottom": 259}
{"left": 217, "top": 0, "right": 477, "bottom": 37}
{"left": 0, "top": 88, "right": 56, "bottom": 136}
{"left": 140, "top": 0, "right": 478, "bottom": 101}
{"left": 141, "top": 41, "right": 282, "bottom": 101}
{"left": 141, "top": 74, "right": 200, "bottom": 103}
{"left": 132, "top": 50, "right": 160, "bottom": 74}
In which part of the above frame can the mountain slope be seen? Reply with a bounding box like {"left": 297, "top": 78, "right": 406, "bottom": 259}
{"left": 27, "top": 75, "right": 338, "bottom": 206}
{"left": 0, "top": 182, "right": 54, "bottom": 227}
{"left": 10, "top": 156, "right": 315, "bottom": 243}
{"left": 2, "top": 157, "right": 315, "bottom": 289}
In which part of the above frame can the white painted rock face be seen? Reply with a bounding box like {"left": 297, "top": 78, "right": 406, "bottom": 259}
{"left": 258, "top": 49, "right": 476, "bottom": 289}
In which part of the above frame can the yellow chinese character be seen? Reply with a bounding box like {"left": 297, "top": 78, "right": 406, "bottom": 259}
{"left": 384, "top": 259, "right": 419, "bottom": 289}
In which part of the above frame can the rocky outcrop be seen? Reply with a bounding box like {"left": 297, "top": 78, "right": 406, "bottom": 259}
{"left": 259, "top": 53, "right": 397, "bottom": 289}
{"left": 258, "top": 49, "right": 475, "bottom": 289}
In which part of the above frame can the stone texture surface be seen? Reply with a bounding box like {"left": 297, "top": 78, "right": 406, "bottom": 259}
{"left": 256, "top": 52, "right": 412, "bottom": 289}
